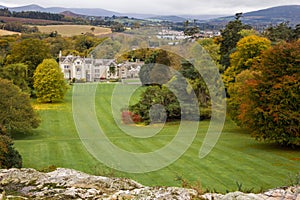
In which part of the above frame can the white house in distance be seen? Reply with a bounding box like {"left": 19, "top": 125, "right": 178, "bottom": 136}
{"left": 58, "top": 52, "right": 144, "bottom": 82}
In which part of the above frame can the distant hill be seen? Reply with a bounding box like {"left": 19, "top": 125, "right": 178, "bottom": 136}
{"left": 4, "top": 4, "right": 120, "bottom": 17}
{"left": 180, "top": 14, "right": 226, "bottom": 21}
{"left": 60, "top": 11, "right": 84, "bottom": 18}
{"left": 1, "top": 4, "right": 299, "bottom": 26}
{"left": 148, "top": 15, "right": 187, "bottom": 22}
{"left": 7, "top": 4, "right": 45, "bottom": 12}
{"left": 210, "top": 5, "right": 300, "bottom": 26}
{"left": 148, "top": 15, "right": 226, "bottom": 22}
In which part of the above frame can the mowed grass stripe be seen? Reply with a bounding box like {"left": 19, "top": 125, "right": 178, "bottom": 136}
{"left": 14, "top": 83, "right": 300, "bottom": 192}
{"left": 179, "top": 126, "right": 297, "bottom": 190}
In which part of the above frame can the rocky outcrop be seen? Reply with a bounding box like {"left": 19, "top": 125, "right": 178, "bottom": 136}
{"left": 0, "top": 168, "right": 197, "bottom": 199}
{"left": 0, "top": 168, "right": 299, "bottom": 200}
{"left": 201, "top": 187, "right": 300, "bottom": 200}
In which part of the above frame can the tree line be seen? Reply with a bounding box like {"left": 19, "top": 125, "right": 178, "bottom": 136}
{"left": 121, "top": 14, "right": 300, "bottom": 147}
{"left": 0, "top": 8, "right": 65, "bottom": 21}
{"left": 218, "top": 14, "right": 299, "bottom": 147}
{"left": 0, "top": 8, "right": 126, "bottom": 32}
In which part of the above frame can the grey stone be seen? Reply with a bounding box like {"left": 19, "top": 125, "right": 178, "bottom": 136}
{"left": 0, "top": 168, "right": 299, "bottom": 200}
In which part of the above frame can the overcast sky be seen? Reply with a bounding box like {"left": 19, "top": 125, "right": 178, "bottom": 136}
{"left": 0, "top": 0, "right": 299, "bottom": 15}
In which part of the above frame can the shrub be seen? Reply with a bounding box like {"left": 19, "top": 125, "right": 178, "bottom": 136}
{"left": 121, "top": 110, "right": 141, "bottom": 124}
{"left": 0, "top": 126, "right": 22, "bottom": 168}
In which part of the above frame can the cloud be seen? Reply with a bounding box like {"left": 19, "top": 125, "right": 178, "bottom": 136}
{"left": 0, "top": 0, "right": 299, "bottom": 15}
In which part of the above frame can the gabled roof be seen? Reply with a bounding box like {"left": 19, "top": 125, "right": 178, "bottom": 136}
{"left": 94, "top": 59, "right": 115, "bottom": 66}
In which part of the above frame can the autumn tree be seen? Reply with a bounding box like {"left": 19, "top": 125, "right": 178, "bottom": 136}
{"left": 0, "top": 78, "right": 40, "bottom": 132}
{"left": 235, "top": 41, "right": 300, "bottom": 146}
{"left": 33, "top": 59, "right": 68, "bottom": 103}
{"left": 5, "top": 38, "right": 51, "bottom": 89}
{"left": 223, "top": 35, "right": 271, "bottom": 88}
{"left": 227, "top": 70, "right": 260, "bottom": 126}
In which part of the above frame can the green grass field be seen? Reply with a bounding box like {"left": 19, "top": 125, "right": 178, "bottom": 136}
{"left": 14, "top": 83, "right": 300, "bottom": 193}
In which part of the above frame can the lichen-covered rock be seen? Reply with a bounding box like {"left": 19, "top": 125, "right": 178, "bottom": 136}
{"left": 200, "top": 186, "right": 300, "bottom": 200}
{"left": 0, "top": 168, "right": 197, "bottom": 199}
{"left": 0, "top": 168, "right": 299, "bottom": 199}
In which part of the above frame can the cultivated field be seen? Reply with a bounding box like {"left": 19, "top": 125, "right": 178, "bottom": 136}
{"left": 37, "top": 25, "right": 112, "bottom": 37}
{"left": 0, "top": 29, "right": 21, "bottom": 36}
{"left": 0, "top": 16, "right": 69, "bottom": 25}
{"left": 14, "top": 83, "right": 300, "bottom": 192}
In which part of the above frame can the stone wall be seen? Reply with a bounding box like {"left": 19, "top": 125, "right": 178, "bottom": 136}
{"left": 0, "top": 168, "right": 299, "bottom": 200}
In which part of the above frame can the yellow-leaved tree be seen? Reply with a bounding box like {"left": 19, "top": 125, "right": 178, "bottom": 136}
{"left": 33, "top": 59, "right": 68, "bottom": 103}
{"left": 223, "top": 35, "right": 271, "bottom": 88}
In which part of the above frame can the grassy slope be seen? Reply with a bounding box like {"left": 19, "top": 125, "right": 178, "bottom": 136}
{"left": 14, "top": 83, "right": 300, "bottom": 192}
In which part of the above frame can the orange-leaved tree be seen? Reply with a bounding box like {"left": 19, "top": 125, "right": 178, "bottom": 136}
{"left": 237, "top": 40, "right": 300, "bottom": 146}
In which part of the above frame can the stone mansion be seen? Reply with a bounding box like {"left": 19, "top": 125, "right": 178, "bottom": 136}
{"left": 59, "top": 52, "right": 144, "bottom": 82}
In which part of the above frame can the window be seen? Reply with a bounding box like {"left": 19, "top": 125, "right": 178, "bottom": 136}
{"left": 77, "top": 68, "right": 81, "bottom": 72}
{"left": 64, "top": 65, "right": 69, "bottom": 69}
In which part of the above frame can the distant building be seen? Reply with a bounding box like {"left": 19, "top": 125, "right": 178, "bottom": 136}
{"left": 157, "top": 29, "right": 189, "bottom": 40}
{"left": 156, "top": 29, "right": 221, "bottom": 43}
{"left": 58, "top": 52, "right": 144, "bottom": 82}
{"left": 118, "top": 61, "right": 141, "bottom": 79}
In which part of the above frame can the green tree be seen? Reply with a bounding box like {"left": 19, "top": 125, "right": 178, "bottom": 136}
{"left": 5, "top": 38, "right": 51, "bottom": 89}
{"left": 139, "top": 50, "right": 172, "bottom": 86}
{"left": 0, "top": 78, "right": 40, "bottom": 132}
{"left": 223, "top": 35, "right": 271, "bottom": 88}
{"left": 263, "top": 22, "right": 296, "bottom": 42}
{"left": 236, "top": 41, "right": 300, "bottom": 146}
{"left": 0, "top": 63, "right": 30, "bottom": 93}
{"left": 129, "top": 85, "right": 181, "bottom": 124}
{"left": 91, "top": 38, "right": 121, "bottom": 59}
{"left": 197, "top": 38, "right": 221, "bottom": 66}
{"left": 0, "top": 35, "right": 18, "bottom": 65}
{"left": 44, "top": 36, "right": 73, "bottom": 58}
{"left": 73, "top": 34, "right": 104, "bottom": 55}
{"left": 184, "top": 27, "right": 200, "bottom": 37}
{"left": 33, "top": 59, "right": 68, "bottom": 103}
{"left": 219, "top": 13, "right": 251, "bottom": 68}
{"left": 0, "top": 125, "right": 22, "bottom": 168}
{"left": 111, "top": 22, "right": 125, "bottom": 32}
{"left": 179, "top": 60, "right": 211, "bottom": 119}
{"left": 294, "top": 24, "right": 300, "bottom": 39}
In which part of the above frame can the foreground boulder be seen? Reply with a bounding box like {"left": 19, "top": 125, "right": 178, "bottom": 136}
{"left": 0, "top": 168, "right": 197, "bottom": 199}
{"left": 0, "top": 168, "right": 299, "bottom": 199}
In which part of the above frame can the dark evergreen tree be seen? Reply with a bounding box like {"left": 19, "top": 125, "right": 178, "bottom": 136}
{"left": 219, "top": 13, "right": 252, "bottom": 68}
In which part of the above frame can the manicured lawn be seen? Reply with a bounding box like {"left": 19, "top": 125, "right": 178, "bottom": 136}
{"left": 14, "top": 83, "right": 300, "bottom": 193}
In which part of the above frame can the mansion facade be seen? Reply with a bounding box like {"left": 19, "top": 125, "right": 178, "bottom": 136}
{"left": 59, "top": 52, "right": 144, "bottom": 82}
